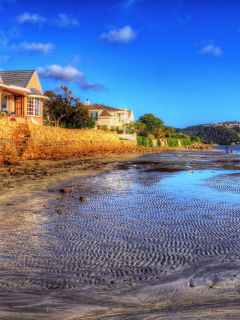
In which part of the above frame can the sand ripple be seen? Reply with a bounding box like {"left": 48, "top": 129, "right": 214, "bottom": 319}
{"left": 0, "top": 167, "right": 239, "bottom": 294}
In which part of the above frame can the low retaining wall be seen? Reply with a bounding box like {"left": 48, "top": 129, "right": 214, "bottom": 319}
{"left": 0, "top": 122, "right": 136, "bottom": 164}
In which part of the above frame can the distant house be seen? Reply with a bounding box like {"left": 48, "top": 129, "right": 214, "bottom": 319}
{"left": 0, "top": 70, "right": 48, "bottom": 125}
{"left": 84, "top": 100, "right": 134, "bottom": 130}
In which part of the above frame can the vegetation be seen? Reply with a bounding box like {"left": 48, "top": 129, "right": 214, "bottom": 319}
{"left": 157, "top": 139, "right": 162, "bottom": 146}
{"left": 44, "top": 86, "right": 95, "bottom": 128}
{"left": 176, "top": 125, "right": 240, "bottom": 145}
{"left": 167, "top": 138, "right": 179, "bottom": 147}
{"left": 137, "top": 136, "right": 143, "bottom": 146}
{"left": 148, "top": 137, "right": 153, "bottom": 147}
{"left": 139, "top": 113, "right": 164, "bottom": 131}
{"left": 191, "top": 136, "right": 201, "bottom": 143}
{"left": 180, "top": 138, "right": 192, "bottom": 146}
{"left": 142, "top": 137, "right": 148, "bottom": 147}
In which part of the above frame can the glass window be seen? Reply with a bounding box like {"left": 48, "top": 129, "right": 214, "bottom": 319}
{"left": 90, "top": 112, "right": 98, "bottom": 121}
{"left": 27, "top": 98, "right": 42, "bottom": 117}
{"left": 1, "top": 94, "right": 10, "bottom": 113}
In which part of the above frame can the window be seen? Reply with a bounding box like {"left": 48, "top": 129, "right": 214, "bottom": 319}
{"left": 27, "top": 98, "right": 42, "bottom": 117}
{"left": 90, "top": 112, "right": 98, "bottom": 121}
{"left": 1, "top": 94, "right": 10, "bottom": 112}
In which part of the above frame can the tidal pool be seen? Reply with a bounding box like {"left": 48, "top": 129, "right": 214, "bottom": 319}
{"left": 0, "top": 155, "right": 240, "bottom": 319}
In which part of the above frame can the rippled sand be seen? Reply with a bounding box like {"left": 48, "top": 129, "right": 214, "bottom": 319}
{"left": 0, "top": 151, "right": 240, "bottom": 319}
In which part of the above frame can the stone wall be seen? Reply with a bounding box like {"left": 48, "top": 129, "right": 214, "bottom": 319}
{"left": 0, "top": 121, "right": 19, "bottom": 165}
{"left": 0, "top": 122, "right": 136, "bottom": 164}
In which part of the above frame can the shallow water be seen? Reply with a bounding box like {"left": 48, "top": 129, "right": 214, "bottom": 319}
{"left": 0, "top": 153, "right": 240, "bottom": 318}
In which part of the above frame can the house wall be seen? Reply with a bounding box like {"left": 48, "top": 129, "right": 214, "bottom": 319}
{"left": 27, "top": 72, "right": 43, "bottom": 94}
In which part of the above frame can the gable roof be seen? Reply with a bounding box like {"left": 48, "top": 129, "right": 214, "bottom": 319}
{"left": 30, "top": 88, "right": 42, "bottom": 95}
{"left": 0, "top": 70, "right": 35, "bottom": 88}
{"left": 85, "top": 103, "right": 123, "bottom": 112}
{"left": 99, "top": 110, "right": 112, "bottom": 117}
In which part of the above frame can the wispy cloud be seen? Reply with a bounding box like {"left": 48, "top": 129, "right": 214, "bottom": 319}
{"left": 16, "top": 12, "right": 46, "bottom": 26}
{"left": 100, "top": 26, "right": 136, "bottom": 44}
{"left": 14, "top": 42, "right": 54, "bottom": 54}
{"left": 117, "top": 0, "right": 142, "bottom": 10}
{"left": 37, "top": 65, "right": 104, "bottom": 90}
{"left": 52, "top": 14, "right": 79, "bottom": 28}
{"left": 199, "top": 44, "right": 223, "bottom": 57}
{"left": 0, "top": 55, "right": 10, "bottom": 63}
{"left": 15, "top": 12, "right": 79, "bottom": 28}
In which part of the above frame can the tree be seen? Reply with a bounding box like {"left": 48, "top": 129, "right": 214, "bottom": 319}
{"left": 139, "top": 113, "right": 164, "bottom": 131}
{"left": 62, "top": 99, "right": 95, "bottom": 129}
{"left": 44, "top": 86, "right": 95, "bottom": 129}
{"left": 44, "top": 85, "right": 74, "bottom": 127}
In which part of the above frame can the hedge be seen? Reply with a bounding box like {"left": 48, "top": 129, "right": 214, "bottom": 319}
{"left": 167, "top": 138, "right": 179, "bottom": 147}
{"left": 137, "top": 136, "right": 143, "bottom": 146}
{"left": 148, "top": 137, "right": 153, "bottom": 147}
{"left": 142, "top": 137, "right": 148, "bottom": 147}
{"left": 181, "top": 138, "right": 191, "bottom": 146}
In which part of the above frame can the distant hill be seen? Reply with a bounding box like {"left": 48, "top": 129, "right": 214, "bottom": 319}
{"left": 176, "top": 125, "right": 240, "bottom": 145}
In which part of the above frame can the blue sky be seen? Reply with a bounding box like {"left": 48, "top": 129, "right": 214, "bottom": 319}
{"left": 1, "top": 0, "right": 240, "bottom": 128}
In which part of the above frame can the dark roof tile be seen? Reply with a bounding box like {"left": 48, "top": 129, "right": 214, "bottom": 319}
{"left": 85, "top": 103, "right": 123, "bottom": 112}
{"left": 30, "top": 88, "right": 42, "bottom": 95}
{"left": 0, "top": 70, "right": 35, "bottom": 88}
{"left": 99, "top": 111, "right": 112, "bottom": 117}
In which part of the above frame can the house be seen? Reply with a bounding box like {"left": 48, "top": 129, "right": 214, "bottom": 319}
{"left": 84, "top": 100, "right": 134, "bottom": 130}
{"left": 0, "top": 70, "right": 48, "bottom": 125}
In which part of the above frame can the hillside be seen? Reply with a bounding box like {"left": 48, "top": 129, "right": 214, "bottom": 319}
{"left": 176, "top": 125, "right": 240, "bottom": 145}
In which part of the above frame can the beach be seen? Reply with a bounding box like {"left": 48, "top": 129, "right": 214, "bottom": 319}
{"left": 0, "top": 149, "right": 240, "bottom": 319}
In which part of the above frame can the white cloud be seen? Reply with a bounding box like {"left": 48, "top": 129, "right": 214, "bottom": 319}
{"left": 52, "top": 14, "right": 79, "bottom": 28}
{"left": 199, "top": 44, "right": 223, "bottom": 57}
{"left": 37, "top": 65, "right": 104, "bottom": 90}
{"left": 100, "top": 26, "right": 136, "bottom": 44}
{"left": 15, "top": 42, "right": 54, "bottom": 54}
{"left": 16, "top": 12, "right": 46, "bottom": 25}
{"left": 15, "top": 12, "right": 79, "bottom": 28}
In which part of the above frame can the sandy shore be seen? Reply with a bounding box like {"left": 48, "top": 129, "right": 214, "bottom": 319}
{"left": 0, "top": 149, "right": 240, "bottom": 319}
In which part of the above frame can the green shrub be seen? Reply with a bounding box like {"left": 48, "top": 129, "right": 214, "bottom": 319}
{"left": 191, "top": 136, "right": 201, "bottom": 143}
{"left": 127, "top": 129, "right": 135, "bottom": 134}
{"left": 181, "top": 138, "right": 191, "bottom": 146}
{"left": 157, "top": 139, "right": 162, "bottom": 146}
{"left": 142, "top": 137, "right": 148, "bottom": 146}
{"left": 116, "top": 128, "right": 124, "bottom": 134}
{"left": 167, "top": 138, "right": 179, "bottom": 147}
{"left": 148, "top": 137, "right": 153, "bottom": 147}
{"left": 137, "top": 136, "right": 143, "bottom": 146}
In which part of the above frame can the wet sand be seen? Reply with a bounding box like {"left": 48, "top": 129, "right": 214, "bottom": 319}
{"left": 0, "top": 150, "right": 240, "bottom": 319}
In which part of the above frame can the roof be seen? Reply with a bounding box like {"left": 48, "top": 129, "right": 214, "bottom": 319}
{"left": 85, "top": 103, "right": 123, "bottom": 112}
{"left": 99, "top": 111, "right": 112, "bottom": 117}
{"left": 0, "top": 70, "right": 35, "bottom": 88}
{"left": 30, "top": 88, "right": 42, "bottom": 95}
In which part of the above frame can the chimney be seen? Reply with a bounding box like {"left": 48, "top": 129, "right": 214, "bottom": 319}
{"left": 85, "top": 99, "right": 90, "bottom": 106}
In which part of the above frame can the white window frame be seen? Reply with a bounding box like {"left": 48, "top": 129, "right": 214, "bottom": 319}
{"left": 27, "top": 98, "right": 42, "bottom": 117}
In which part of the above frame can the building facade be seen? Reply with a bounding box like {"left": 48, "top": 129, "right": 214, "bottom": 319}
{"left": 84, "top": 100, "right": 134, "bottom": 130}
{"left": 0, "top": 70, "right": 48, "bottom": 125}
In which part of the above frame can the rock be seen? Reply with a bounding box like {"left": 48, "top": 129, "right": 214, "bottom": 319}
{"left": 80, "top": 197, "right": 85, "bottom": 202}
{"left": 44, "top": 172, "right": 52, "bottom": 176}
{"left": 60, "top": 189, "right": 68, "bottom": 193}
{"left": 9, "top": 168, "right": 15, "bottom": 173}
